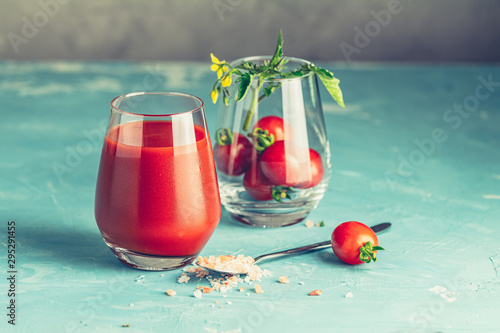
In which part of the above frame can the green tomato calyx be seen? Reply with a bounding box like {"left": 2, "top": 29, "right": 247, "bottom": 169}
{"left": 359, "top": 241, "right": 385, "bottom": 263}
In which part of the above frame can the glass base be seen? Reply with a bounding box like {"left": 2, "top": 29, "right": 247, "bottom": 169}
{"left": 105, "top": 241, "right": 196, "bottom": 271}
{"left": 218, "top": 174, "right": 329, "bottom": 228}
{"left": 231, "top": 211, "right": 307, "bottom": 228}
{"left": 224, "top": 200, "right": 319, "bottom": 228}
{"left": 220, "top": 180, "right": 327, "bottom": 228}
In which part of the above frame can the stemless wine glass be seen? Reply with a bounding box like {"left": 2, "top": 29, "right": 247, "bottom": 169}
{"left": 95, "top": 92, "right": 221, "bottom": 270}
{"left": 215, "top": 56, "right": 332, "bottom": 228}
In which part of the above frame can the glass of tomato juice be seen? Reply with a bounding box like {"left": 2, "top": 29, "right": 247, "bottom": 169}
{"left": 95, "top": 92, "right": 221, "bottom": 270}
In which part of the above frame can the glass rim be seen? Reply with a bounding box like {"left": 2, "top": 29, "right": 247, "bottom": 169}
{"left": 110, "top": 91, "right": 205, "bottom": 117}
{"left": 229, "top": 55, "right": 315, "bottom": 82}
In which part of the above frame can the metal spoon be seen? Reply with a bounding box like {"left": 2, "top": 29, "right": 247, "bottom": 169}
{"left": 195, "top": 222, "right": 392, "bottom": 275}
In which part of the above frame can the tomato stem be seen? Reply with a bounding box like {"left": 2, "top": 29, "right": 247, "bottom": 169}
{"left": 250, "top": 127, "right": 275, "bottom": 152}
{"left": 242, "top": 80, "right": 264, "bottom": 131}
{"left": 358, "top": 241, "right": 385, "bottom": 263}
{"left": 216, "top": 128, "right": 234, "bottom": 146}
{"left": 271, "top": 186, "right": 293, "bottom": 202}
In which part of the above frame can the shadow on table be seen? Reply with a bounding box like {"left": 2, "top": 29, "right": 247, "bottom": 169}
{"left": 316, "top": 250, "right": 342, "bottom": 266}
{"left": 21, "top": 224, "right": 124, "bottom": 271}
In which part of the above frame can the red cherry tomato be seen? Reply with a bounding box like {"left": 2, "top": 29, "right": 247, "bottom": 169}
{"left": 259, "top": 141, "right": 302, "bottom": 187}
{"left": 331, "top": 221, "right": 385, "bottom": 265}
{"left": 260, "top": 141, "right": 323, "bottom": 188}
{"left": 294, "top": 148, "right": 324, "bottom": 189}
{"left": 214, "top": 132, "right": 252, "bottom": 176}
{"left": 252, "top": 116, "right": 291, "bottom": 142}
{"left": 243, "top": 156, "right": 274, "bottom": 201}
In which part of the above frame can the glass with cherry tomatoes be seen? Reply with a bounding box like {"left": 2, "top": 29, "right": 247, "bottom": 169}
{"left": 214, "top": 56, "right": 331, "bottom": 228}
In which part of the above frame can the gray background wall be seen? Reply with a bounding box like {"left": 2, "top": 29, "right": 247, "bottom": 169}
{"left": 1, "top": 0, "right": 499, "bottom": 62}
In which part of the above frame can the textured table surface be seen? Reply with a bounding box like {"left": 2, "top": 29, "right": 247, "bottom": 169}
{"left": 0, "top": 61, "right": 499, "bottom": 333}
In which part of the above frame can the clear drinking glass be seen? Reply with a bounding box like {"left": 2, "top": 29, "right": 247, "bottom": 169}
{"left": 95, "top": 92, "right": 221, "bottom": 270}
{"left": 214, "top": 56, "right": 332, "bottom": 228}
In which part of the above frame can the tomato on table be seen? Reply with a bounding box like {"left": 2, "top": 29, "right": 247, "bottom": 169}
{"left": 331, "top": 221, "right": 385, "bottom": 265}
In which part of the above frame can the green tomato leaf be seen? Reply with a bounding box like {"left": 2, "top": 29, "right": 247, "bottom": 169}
{"left": 236, "top": 61, "right": 257, "bottom": 74}
{"left": 236, "top": 72, "right": 254, "bottom": 102}
{"left": 310, "top": 65, "right": 345, "bottom": 107}
{"left": 263, "top": 82, "right": 281, "bottom": 97}
{"left": 280, "top": 69, "right": 303, "bottom": 79}
{"left": 270, "top": 30, "right": 283, "bottom": 67}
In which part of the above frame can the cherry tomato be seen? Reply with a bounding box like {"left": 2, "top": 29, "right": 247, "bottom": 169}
{"left": 260, "top": 141, "right": 322, "bottom": 188}
{"left": 243, "top": 156, "right": 274, "bottom": 201}
{"left": 214, "top": 132, "right": 252, "bottom": 176}
{"left": 259, "top": 140, "right": 302, "bottom": 187}
{"left": 294, "top": 148, "right": 324, "bottom": 189}
{"left": 331, "top": 221, "right": 385, "bottom": 265}
{"left": 252, "top": 116, "right": 291, "bottom": 142}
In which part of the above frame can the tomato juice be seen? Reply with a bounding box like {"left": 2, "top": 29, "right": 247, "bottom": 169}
{"left": 95, "top": 120, "right": 221, "bottom": 256}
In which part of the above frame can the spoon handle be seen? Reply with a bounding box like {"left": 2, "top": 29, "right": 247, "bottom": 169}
{"left": 252, "top": 222, "right": 391, "bottom": 264}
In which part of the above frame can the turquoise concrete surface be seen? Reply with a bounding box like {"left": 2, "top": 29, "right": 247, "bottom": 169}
{"left": 0, "top": 62, "right": 499, "bottom": 332}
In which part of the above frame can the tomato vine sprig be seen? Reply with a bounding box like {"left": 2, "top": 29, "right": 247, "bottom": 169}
{"left": 210, "top": 30, "right": 345, "bottom": 131}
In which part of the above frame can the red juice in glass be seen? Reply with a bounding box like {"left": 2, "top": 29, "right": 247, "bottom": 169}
{"left": 94, "top": 92, "right": 221, "bottom": 270}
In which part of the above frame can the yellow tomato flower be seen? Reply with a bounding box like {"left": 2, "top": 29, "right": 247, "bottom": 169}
{"left": 221, "top": 73, "right": 232, "bottom": 87}
{"left": 210, "top": 88, "right": 219, "bottom": 104}
{"left": 210, "top": 53, "right": 228, "bottom": 79}
{"left": 210, "top": 53, "right": 220, "bottom": 72}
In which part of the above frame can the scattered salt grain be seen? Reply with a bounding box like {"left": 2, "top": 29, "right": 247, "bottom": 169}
{"left": 345, "top": 292, "right": 354, "bottom": 298}
{"left": 177, "top": 273, "right": 190, "bottom": 284}
{"left": 255, "top": 284, "right": 264, "bottom": 294}
{"left": 129, "top": 303, "right": 134, "bottom": 307}
{"left": 194, "top": 290, "right": 202, "bottom": 298}
{"left": 279, "top": 276, "right": 290, "bottom": 284}
{"left": 227, "top": 301, "right": 232, "bottom": 305}
{"left": 308, "top": 289, "right": 322, "bottom": 296}
{"left": 263, "top": 269, "right": 273, "bottom": 277}
{"left": 160, "top": 273, "right": 165, "bottom": 277}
